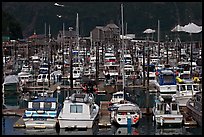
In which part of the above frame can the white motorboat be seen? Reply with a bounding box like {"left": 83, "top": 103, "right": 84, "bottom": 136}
{"left": 172, "top": 83, "right": 201, "bottom": 107}
{"left": 152, "top": 96, "right": 183, "bottom": 127}
{"left": 109, "top": 100, "right": 141, "bottom": 126}
{"left": 155, "top": 69, "right": 177, "bottom": 97}
{"left": 58, "top": 92, "right": 99, "bottom": 128}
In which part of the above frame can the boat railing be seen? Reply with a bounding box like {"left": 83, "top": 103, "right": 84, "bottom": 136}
{"left": 70, "top": 93, "right": 94, "bottom": 103}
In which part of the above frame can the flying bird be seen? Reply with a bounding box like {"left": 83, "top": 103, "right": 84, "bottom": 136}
{"left": 57, "top": 15, "right": 62, "bottom": 18}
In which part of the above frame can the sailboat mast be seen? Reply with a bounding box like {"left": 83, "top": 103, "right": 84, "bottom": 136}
{"left": 121, "top": 4, "right": 125, "bottom": 100}
{"left": 157, "top": 20, "right": 160, "bottom": 57}
{"left": 76, "top": 13, "right": 80, "bottom": 63}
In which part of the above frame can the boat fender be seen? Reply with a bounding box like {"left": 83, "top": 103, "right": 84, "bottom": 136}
{"left": 160, "top": 116, "right": 163, "bottom": 126}
{"left": 133, "top": 115, "right": 139, "bottom": 123}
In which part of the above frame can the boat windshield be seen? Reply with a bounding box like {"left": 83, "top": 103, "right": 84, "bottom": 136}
{"left": 113, "top": 94, "right": 123, "bottom": 99}
{"left": 44, "top": 102, "right": 52, "bottom": 110}
{"left": 70, "top": 104, "right": 83, "bottom": 113}
{"left": 32, "top": 102, "right": 40, "bottom": 110}
{"left": 163, "top": 75, "right": 174, "bottom": 84}
{"left": 117, "top": 111, "right": 135, "bottom": 115}
{"left": 187, "top": 85, "right": 193, "bottom": 90}
{"left": 180, "top": 74, "right": 190, "bottom": 79}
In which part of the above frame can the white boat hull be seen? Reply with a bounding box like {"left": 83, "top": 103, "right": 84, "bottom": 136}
{"left": 110, "top": 102, "right": 140, "bottom": 126}
{"left": 173, "top": 95, "right": 193, "bottom": 107}
{"left": 58, "top": 119, "right": 95, "bottom": 128}
{"left": 112, "top": 114, "right": 140, "bottom": 126}
{"left": 154, "top": 114, "right": 183, "bottom": 125}
{"left": 23, "top": 118, "right": 57, "bottom": 129}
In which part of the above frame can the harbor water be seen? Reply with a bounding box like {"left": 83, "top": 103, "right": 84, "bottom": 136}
{"left": 2, "top": 115, "right": 202, "bottom": 135}
{"left": 2, "top": 87, "right": 202, "bottom": 135}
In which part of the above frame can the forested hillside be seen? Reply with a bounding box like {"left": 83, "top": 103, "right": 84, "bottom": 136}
{"left": 2, "top": 2, "right": 202, "bottom": 40}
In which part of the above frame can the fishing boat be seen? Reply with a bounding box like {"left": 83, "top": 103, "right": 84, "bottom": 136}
{"left": 186, "top": 92, "right": 202, "bottom": 126}
{"left": 155, "top": 69, "right": 177, "bottom": 97}
{"left": 152, "top": 96, "right": 183, "bottom": 127}
{"left": 58, "top": 92, "right": 99, "bottom": 128}
{"left": 172, "top": 83, "right": 201, "bottom": 107}
{"left": 109, "top": 100, "right": 141, "bottom": 126}
{"left": 22, "top": 97, "right": 62, "bottom": 129}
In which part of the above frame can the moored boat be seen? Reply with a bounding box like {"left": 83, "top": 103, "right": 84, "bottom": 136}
{"left": 155, "top": 69, "right": 177, "bottom": 97}
{"left": 172, "top": 83, "right": 201, "bottom": 107}
{"left": 109, "top": 100, "right": 141, "bottom": 126}
{"left": 152, "top": 96, "right": 183, "bottom": 127}
{"left": 58, "top": 92, "right": 99, "bottom": 128}
{"left": 23, "top": 97, "right": 62, "bottom": 129}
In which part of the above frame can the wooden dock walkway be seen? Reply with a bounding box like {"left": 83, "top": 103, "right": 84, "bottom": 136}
{"left": 98, "top": 101, "right": 111, "bottom": 127}
{"left": 13, "top": 117, "right": 25, "bottom": 128}
{"left": 2, "top": 109, "right": 25, "bottom": 116}
{"left": 180, "top": 107, "right": 197, "bottom": 126}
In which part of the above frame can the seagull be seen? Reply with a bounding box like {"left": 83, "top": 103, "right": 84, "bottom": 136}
{"left": 57, "top": 15, "right": 62, "bottom": 18}
{"left": 54, "top": 3, "right": 64, "bottom": 7}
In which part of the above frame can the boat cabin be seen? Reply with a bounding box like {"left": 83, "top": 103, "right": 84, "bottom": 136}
{"left": 157, "top": 69, "right": 176, "bottom": 85}
{"left": 154, "top": 99, "right": 180, "bottom": 115}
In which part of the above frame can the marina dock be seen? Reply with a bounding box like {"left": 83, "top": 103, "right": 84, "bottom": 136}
{"left": 180, "top": 107, "right": 197, "bottom": 126}
{"left": 2, "top": 109, "right": 25, "bottom": 116}
{"left": 98, "top": 101, "right": 111, "bottom": 127}
{"left": 13, "top": 117, "right": 25, "bottom": 128}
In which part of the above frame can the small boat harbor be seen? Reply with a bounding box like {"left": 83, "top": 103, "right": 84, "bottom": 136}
{"left": 2, "top": 5, "right": 202, "bottom": 135}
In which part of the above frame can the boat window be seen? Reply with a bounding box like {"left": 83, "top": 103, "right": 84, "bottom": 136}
{"left": 118, "top": 112, "right": 127, "bottom": 115}
{"left": 181, "top": 85, "right": 186, "bottom": 91}
{"left": 193, "top": 85, "right": 199, "bottom": 91}
{"left": 177, "top": 85, "right": 179, "bottom": 91}
{"left": 196, "top": 96, "right": 201, "bottom": 102}
{"left": 32, "top": 102, "right": 40, "bottom": 110}
{"left": 157, "top": 104, "right": 163, "bottom": 111}
{"left": 42, "top": 74, "right": 46, "bottom": 79}
{"left": 187, "top": 85, "right": 192, "bottom": 90}
{"left": 70, "top": 105, "right": 83, "bottom": 113}
{"left": 44, "top": 102, "right": 52, "bottom": 110}
{"left": 114, "top": 94, "right": 123, "bottom": 99}
{"left": 126, "top": 71, "right": 131, "bottom": 75}
{"left": 163, "top": 75, "right": 174, "bottom": 84}
{"left": 171, "top": 104, "right": 177, "bottom": 111}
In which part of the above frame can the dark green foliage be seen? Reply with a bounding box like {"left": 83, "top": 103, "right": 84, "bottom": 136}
{"left": 2, "top": 10, "right": 23, "bottom": 40}
{"left": 2, "top": 2, "right": 202, "bottom": 40}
